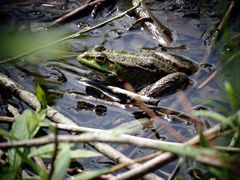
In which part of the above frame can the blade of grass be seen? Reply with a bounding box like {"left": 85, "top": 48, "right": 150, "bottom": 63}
{"left": 0, "top": 2, "right": 140, "bottom": 64}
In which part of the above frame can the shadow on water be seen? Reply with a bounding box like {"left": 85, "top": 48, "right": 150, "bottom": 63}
{"left": 0, "top": 0, "right": 239, "bottom": 178}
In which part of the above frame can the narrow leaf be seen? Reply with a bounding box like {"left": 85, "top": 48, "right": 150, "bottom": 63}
{"left": 68, "top": 168, "right": 110, "bottom": 180}
{"left": 0, "top": 128, "right": 13, "bottom": 138}
{"left": 36, "top": 83, "right": 47, "bottom": 110}
{"left": 70, "top": 149, "right": 102, "bottom": 159}
{"left": 193, "top": 110, "right": 227, "bottom": 124}
{"left": 29, "top": 144, "right": 101, "bottom": 159}
{"left": 51, "top": 144, "right": 71, "bottom": 180}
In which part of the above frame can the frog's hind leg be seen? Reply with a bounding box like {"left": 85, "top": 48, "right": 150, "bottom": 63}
{"left": 139, "top": 72, "right": 192, "bottom": 97}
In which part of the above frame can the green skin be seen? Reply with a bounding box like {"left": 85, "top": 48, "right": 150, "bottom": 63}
{"left": 77, "top": 47, "right": 198, "bottom": 90}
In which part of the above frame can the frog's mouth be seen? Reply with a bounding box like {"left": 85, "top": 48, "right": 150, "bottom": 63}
{"left": 77, "top": 53, "right": 116, "bottom": 75}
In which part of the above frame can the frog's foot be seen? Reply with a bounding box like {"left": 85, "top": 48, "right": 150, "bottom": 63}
{"left": 139, "top": 72, "right": 192, "bottom": 97}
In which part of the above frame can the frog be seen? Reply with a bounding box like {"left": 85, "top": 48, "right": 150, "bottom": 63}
{"left": 77, "top": 45, "right": 199, "bottom": 97}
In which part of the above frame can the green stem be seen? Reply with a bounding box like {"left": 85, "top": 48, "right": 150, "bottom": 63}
{"left": 1, "top": 3, "right": 140, "bottom": 64}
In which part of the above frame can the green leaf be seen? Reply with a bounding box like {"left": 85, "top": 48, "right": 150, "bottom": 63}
{"left": 29, "top": 144, "right": 101, "bottom": 159}
{"left": 68, "top": 168, "right": 110, "bottom": 180}
{"left": 10, "top": 109, "right": 34, "bottom": 140}
{"left": 69, "top": 149, "right": 102, "bottom": 159}
{"left": 193, "top": 110, "right": 227, "bottom": 124}
{"left": 224, "top": 81, "right": 238, "bottom": 112}
{"left": 8, "top": 148, "right": 24, "bottom": 171}
{"left": 10, "top": 109, "right": 42, "bottom": 141}
{"left": 199, "top": 128, "right": 209, "bottom": 148}
{"left": 51, "top": 144, "right": 71, "bottom": 180}
{"left": 0, "top": 127, "right": 13, "bottom": 138}
{"left": 36, "top": 83, "right": 47, "bottom": 110}
{"left": 0, "top": 167, "right": 19, "bottom": 180}
{"left": 28, "top": 144, "right": 55, "bottom": 158}
{"left": 7, "top": 109, "right": 44, "bottom": 169}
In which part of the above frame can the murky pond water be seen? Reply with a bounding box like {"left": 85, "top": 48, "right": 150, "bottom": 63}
{"left": 0, "top": 0, "right": 238, "bottom": 178}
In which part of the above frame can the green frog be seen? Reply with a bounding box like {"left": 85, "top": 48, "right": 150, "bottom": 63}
{"left": 77, "top": 46, "right": 198, "bottom": 97}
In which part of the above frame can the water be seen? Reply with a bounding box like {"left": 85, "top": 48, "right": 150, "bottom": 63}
{"left": 0, "top": 0, "right": 237, "bottom": 178}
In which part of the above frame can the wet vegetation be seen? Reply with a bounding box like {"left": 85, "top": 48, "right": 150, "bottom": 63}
{"left": 0, "top": 0, "right": 240, "bottom": 179}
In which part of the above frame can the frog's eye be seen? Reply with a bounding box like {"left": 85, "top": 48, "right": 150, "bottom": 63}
{"left": 81, "top": 53, "right": 90, "bottom": 59}
{"left": 94, "top": 45, "right": 106, "bottom": 52}
{"left": 95, "top": 53, "right": 107, "bottom": 63}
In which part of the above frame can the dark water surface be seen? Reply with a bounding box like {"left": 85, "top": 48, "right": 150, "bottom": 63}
{"left": 0, "top": 0, "right": 237, "bottom": 178}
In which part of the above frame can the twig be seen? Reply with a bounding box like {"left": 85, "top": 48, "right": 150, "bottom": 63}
{"left": 168, "top": 157, "right": 184, "bottom": 180}
{"left": 197, "top": 69, "right": 218, "bottom": 89}
{"left": 0, "top": 130, "right": 222, "bottom": 165}
{"left": 0, "top": 72, "right": 161, "bottom": 180}
{"left": 114, "top": 124, "right": 221, "bottom": 179}
{"left": 0, "top": 116, "right": 14, "bottom": 123}
{"left": 123, "top": 83, "right": 187, "bottom": 142}
{"left": 213, "top": 146, "right": 240, "bottom": 152}
{"left": 48, "top": 129, "right": 58, "bottom": 180}
{"left": 0, "top": 3, "right": 140, "bottom": 64}
{"left": 107, "top": 85, "right": 159, "bottom": 105}
{"left": 48, "top": 0, "right": 107, "bottom": 26}
{"left": 7, "top": 104, "right": 20, "bottom": 118}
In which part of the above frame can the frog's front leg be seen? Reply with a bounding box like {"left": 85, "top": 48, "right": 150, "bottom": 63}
{"left": 139, "top": 72, "right": 192, "bottom": 97}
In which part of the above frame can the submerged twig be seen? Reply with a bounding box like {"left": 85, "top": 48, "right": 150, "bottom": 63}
{"left": 197, "top": 69, "right": 218, "bottom": 89}
{"left": 48, "top": 0, "right": 107, "bottom": 27}
{"left": 168, "top": 157, "right": 185, "bottom": 180}
{"left": 1, "top": 2, "right": 140, "bottom": 63}
{"left": 198, "top": 0, "right": 236, "bottom": 89}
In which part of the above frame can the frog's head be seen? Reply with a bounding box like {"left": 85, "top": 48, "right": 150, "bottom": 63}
{"left": 77, "top": 46, "right": 117, "bottom": 75}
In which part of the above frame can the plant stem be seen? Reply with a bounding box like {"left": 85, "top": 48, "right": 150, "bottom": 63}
{"left": 0, "top": 3, "right": 140, "bottom": 64}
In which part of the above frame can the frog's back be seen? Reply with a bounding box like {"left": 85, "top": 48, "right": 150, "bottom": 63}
{"left": 105, "top": 50, "right": 177, "bottom": 75}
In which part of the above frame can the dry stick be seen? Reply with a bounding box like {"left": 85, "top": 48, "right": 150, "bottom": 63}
{"left": 114, "top": 124, "right": 221, "bottom": 180}
{"left": 168, "top": 157, "right": 185, "bottom": 180}
{"left": 0, "top": 2, "right": 140, "bottom": 64}
{"left": 197, "top": 69, "right": 218, "bottom": 90}
{"left": 0, "top": 129, "right": 225, "bottom": 167}
{"left": 107, "top": 85, "right": 159, "bottom": 105}
{"left": 123, "top": 82, "right": 187, "bottom": 142}
{"left": 0, "top": 116, "right": 14, "bottom": 123}
{"left": 48, "top": 0, "right": 107, "bottom": 26}
{"left": 0, "top": 72, "right": 161, "bottom": 180}
{"left": 197, "top": 0, "right": 236, "bottom": 89}
{"left": 7, "top": 104, "right": 20, "bottom": 118}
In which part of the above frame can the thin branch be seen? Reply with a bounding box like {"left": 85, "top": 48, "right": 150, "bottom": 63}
{"left": 47, "top": 0, "right": 107, "bottom": 26}
{"left": 197, "top": 69, "right": 218, "bottom": 89}
{"left": 0, "top": 129, "right": 226, "bottom": 169}
{"left": 114, "top": 124, "right": 221, "bottom": 180}
{"left": 107, "top": 85, "right": 159, "bottom": 105}
{"left": 0, "top": 115, "right": 15, "bottom": 123}
{"left": 0, "top": 72, "right": 161, "bottom": 180}
{"left": 7, "top": 104, "right": 20, "bottom": 118}
{"left": 168, "top": 157, "right": 184, "bottom": 180}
